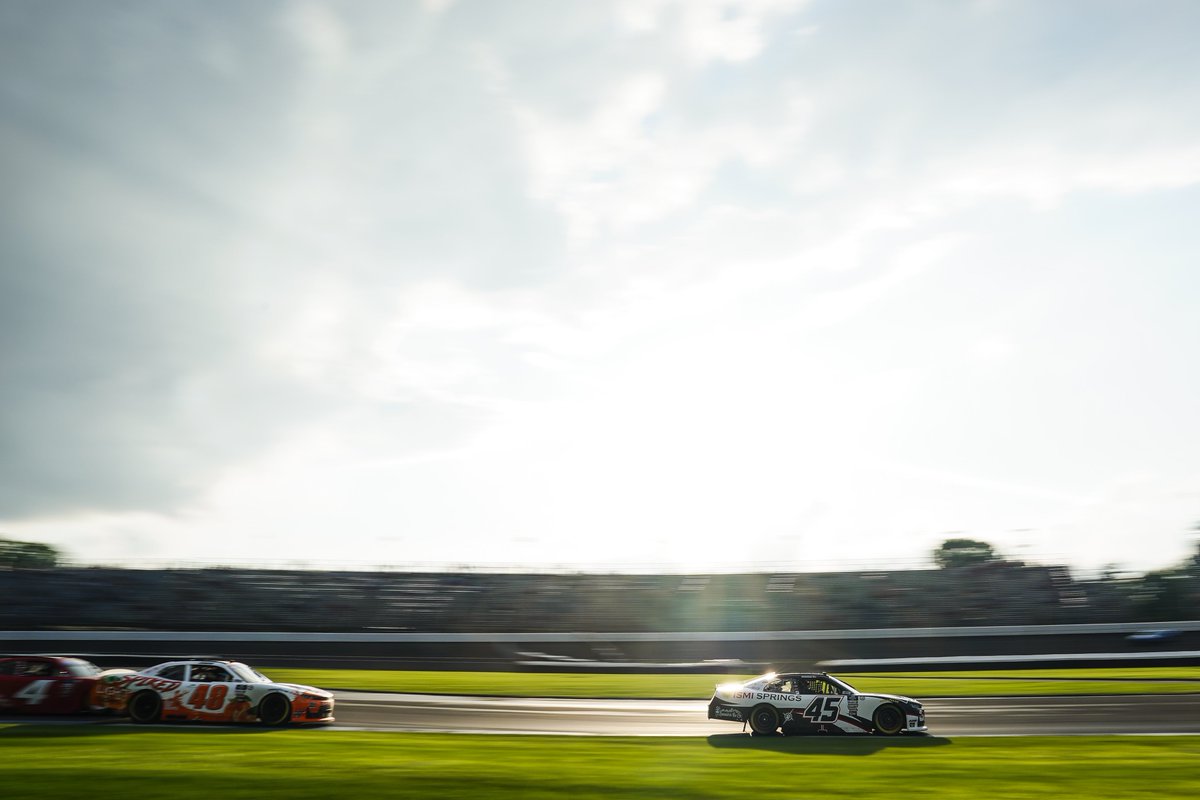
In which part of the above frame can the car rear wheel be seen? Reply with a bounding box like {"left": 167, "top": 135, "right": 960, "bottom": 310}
{"left": 872, "top": 703, "right": 905, "bottom": 735}
{"left": 258, "top": 693, "right": 292, "bottom": 726}
{"left": 749, "top": 704, "right": 780, "bottom": 736}
{"left": 128, "top": 691, "right": 161, "bottom": 724}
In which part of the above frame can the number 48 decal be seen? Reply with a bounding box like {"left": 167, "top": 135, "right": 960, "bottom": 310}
{"left": 802, "top": 696, "right": 840, "bottom": 723}
{"left": 187, "top": 684, "right": 229, "bottom": 710}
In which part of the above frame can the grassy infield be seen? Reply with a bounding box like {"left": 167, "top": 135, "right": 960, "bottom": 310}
{"left": 2, "top": 667, "right": 1198, "bottom": 799}
{"left": 265, "top": 665, "right": 1200, "bottom": 699}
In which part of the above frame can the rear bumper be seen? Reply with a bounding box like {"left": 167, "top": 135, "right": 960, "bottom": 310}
{"left": 707, "top": 698, "right": 746, "bottom": 722}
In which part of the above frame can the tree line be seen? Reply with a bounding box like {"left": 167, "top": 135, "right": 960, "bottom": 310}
{"left": 0, "top": 537, "right": 62, "bottom": 569}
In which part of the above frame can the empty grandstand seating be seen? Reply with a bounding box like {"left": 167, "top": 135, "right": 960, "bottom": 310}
{"left": 1, "top": 561, "right": 1177, "bottom": 633}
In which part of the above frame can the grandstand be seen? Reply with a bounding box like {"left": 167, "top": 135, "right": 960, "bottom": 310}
{"left": 3, "top": 561, "right": 1182, "bottom": 633}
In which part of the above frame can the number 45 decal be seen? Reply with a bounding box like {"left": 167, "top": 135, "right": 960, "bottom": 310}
{"left": 803, "top": 696, "right": 840, "bottom": 723}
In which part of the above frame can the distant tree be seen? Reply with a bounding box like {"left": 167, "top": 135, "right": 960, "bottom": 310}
{"left": 1100, "top": 563, "right": 1125, "bottom": 582}
{"left": 1130, "top": 570, "right": 1189, "bottom": 620}
{"left": 0, "top": 537, "right": 62, "bottom": 569}
{"left": 933, "top": 538, "right": 999, "bottom": 569}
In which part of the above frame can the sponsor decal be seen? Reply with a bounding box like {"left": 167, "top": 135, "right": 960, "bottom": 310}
{"left": 116, "top": 675, "right": 183, "bottom": 692}
{"left": 727, "top": 690, "right": 800, "bottom": 702}
{"left": 227, "top": 697, "right": 255, "bottom": 722}
{"left": 713, "top": 706, "right": 744, "bottom": 721}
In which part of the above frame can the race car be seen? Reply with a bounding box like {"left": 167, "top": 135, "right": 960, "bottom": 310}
{"left": 0, "top": 655, "right": 135, "bottom": 715}
{"left": 96, "top": 659, "right": 334, "bottom": 725}
{"left": 707, "top": 671, "right": 926, "bottom": 735}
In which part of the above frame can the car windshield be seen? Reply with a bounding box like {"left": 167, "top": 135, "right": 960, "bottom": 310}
{"left": 745, "top": 672, "right": 777, "bottom": 686}
{"left": 62, "top": 659, "right": 102, "bottom": 677}
{"left": 827, "top": 675, "right": 857, "bottom": 693}
{"left": 229, "top": 663, "right": 272, "bottom": 683}
{"left": 747, "top": 672, "right": 859, "bottom": 694}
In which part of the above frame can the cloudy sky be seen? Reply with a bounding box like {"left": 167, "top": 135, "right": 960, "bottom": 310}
{"left": 2, "top": 0, "right": 1198, "bottom": 574}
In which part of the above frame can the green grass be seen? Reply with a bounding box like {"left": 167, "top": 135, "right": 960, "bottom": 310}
{"left": 259, "top": 667, "right": 1200, "bottom": 699}
{"left": 265, "top": 668, "right": 723, "bottom": 698}
{"left": 0, "top": 726, "right": 1196, "bottom": 799}
{"left": 842, "top": 668, "right": 1200, "bottom": 699}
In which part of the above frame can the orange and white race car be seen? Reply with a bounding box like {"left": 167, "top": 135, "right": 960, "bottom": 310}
{"left": 97, "top": 659, "right": 334, "bottom": 725}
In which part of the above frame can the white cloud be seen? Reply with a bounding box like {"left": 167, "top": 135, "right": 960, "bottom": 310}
{"left": 1042, "top": 474, "right": 1200, "bottom": 573}
{"left": 968, "top": 335, "right": 1016, "bottom": 362}
{"left": 517, "top": 78, "right": 813, "bottom": 241}
{"left": 281, "top": 1, "right": 350, "bottom": 70}
{"left": 927, "top": 144, "right": 1200, "bottom": 212}
{"left": 616, "top": 0, "right": 809, "bottom": 64}
{"left": 421, "top": 0, "right": 456, "bottom": 14}
{"left": 4, "top": 0, "right": 1200, "bottom": 576}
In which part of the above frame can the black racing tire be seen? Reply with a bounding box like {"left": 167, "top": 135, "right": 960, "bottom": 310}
{"left": 748, "top": 704, "right": 781, "bottom": 736}
{"left": 872, "top": 703, "right": 905, "bottom": 736}
{"left": 258, "top": 693, "right": 292, "bottom": 726}
{"left": 128, "top": 691, "right": 162, "bottom": 724}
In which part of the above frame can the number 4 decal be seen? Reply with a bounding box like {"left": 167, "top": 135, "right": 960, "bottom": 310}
{"left": 14, "top": 680, "right": 53, "bottom": 706}
{"left": 803, "top": 696, "right": 840, "bottom": 723}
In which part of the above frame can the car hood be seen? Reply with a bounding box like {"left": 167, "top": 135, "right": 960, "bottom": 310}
{"left": 272, "top": 682, "right": 332, "bottom": 698}
{"left": 862, "top": 692, "right": 920, "bottom": 706}
{"left": 97, "top": 668, "right": 137, "bottom": 678}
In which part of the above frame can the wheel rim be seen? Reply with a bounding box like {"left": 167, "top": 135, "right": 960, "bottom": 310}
{"left": 131, "top": 693, "right": 158, "bottom": 722}
{"left": 875, "top": 705, "right": 903, "bottom": 734}
{"left": 261, "top": 695, "right": 290, "bottom": 725}
{"left": 751, "top": 707, "right": 778, "bottom": 734}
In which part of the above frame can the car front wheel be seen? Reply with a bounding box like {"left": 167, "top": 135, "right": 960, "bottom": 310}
{"left": 128, "top": 691, "right": 161, "bottom": 724}
{"left": 872, "top": 704, "right": 905, "bottom": 735}
{"left": 258, "top": 693, "right": 292, "bottom": 726}
{"left": 749, "top": 704, "right": 780, "bottom": 736}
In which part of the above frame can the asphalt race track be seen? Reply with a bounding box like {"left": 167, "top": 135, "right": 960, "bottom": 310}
{"left": 4, "top": 694, "right": 1199, "bottom": 736}
{"left": 328, "top": 693, "right": 1200, "bottom": 736}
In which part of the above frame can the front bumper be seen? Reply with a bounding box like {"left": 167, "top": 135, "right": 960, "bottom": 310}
{"left": 292, "top": 695, "right": 335, "bottom": 723}
{"left": 905, "top": 707, "right": 927, "bottom": 732}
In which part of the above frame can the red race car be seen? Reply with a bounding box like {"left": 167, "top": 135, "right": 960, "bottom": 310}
{"left": 0, "top": 655, "right": 133, "bottom": 715}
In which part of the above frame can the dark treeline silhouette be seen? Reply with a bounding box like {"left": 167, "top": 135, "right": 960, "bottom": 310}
{"left": 0, "top": 537, "right": 61, "bottom": 570}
